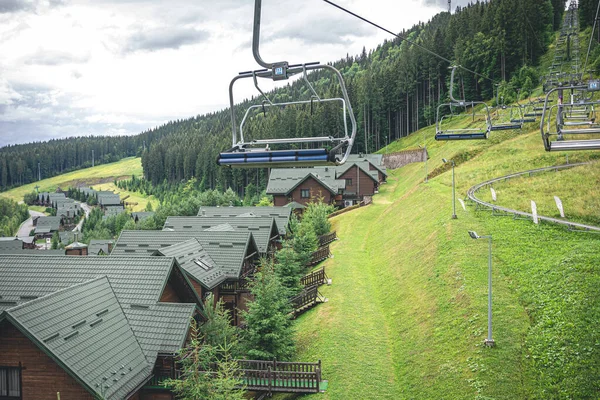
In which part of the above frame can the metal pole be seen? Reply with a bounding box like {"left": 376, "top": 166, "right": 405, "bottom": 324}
{"left": 484, "top": 235, "right": 495, "bottom": 346}
{"left": 451, "top": 162, "right": 457, "bottom": 219}
{"left": 92, "top": 150, "right": 95, "bottom": 168}
{"left": 38, "top": 162, "right": 41, "bottom": 181}
{"left": 424, "top": 146, "right": 428, "bottom": 183}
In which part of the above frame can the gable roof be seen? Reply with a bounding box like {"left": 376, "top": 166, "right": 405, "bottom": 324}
{"left": 1, "top": 277, "right": 152, "bottom": 400}
{"left": 36, "top": 216, "right": 62, "bottom": 232}
{"left": 123, "top": 302, "right": 195, "bottom": 361}
{"left": 0, "top": 255, "right": 178, "bottom": 310}
{"left": 163, "top": 216, "right": 279, "bottom": 254}
{"left": 112, "top": 230, "right": 258, "bottom": 281}
{"left": 335, "top": 163, "right": 380, "bottom": 184}
{"left": 88, "top": 239, "right": 114, "bottom": 256}
{"left": 98, "top": 194, "right": 122, "bottom": 206}
{"left": 197, "top": 206, "right": 292, "bottom": 235}
{"left": 266, "top": 168, "right": 345, "bottom": 196}
{"left": 155, "top": 239, "right": 226, "bottom": 290}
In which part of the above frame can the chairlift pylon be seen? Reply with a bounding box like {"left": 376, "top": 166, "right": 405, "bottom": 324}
{"left": 216, "top": 0, "right": 356, "bottom": 168}
{"left": 435, "top": 66, "right": 491, "bottom": 141}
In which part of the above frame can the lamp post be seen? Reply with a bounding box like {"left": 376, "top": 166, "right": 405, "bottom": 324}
{"left": 419, "top": 145, "right": 428, "bottom": 183}
{"left": 468, "top": 231, "right": 495, "bottom": 347}
{"left": 442, "top": 158, "right": 457, "bottom": 219}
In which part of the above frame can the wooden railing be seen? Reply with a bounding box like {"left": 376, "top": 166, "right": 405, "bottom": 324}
{"left": 318, "top": 231, "right": 337, "bottom": 247}
{"left": 308, "top": 245, "right": 330, "bottom": 266}
{"left": 219, "top": 279, "right": 251, "bottom": 294}
{"left": 145, "top": 359, "right": 324, "bottom": 394}
{"left": 301, "top": 268, "right": 327, "bottom": 288}
{"left": 289, "top": 284, "right": 322, "bottom": 315}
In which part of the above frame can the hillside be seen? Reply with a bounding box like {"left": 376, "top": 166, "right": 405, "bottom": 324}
{"left": 0, "top": 157, "right": 158, "bottom": 212}
{"left": 285, "top": 122, "right": 600, "bottom": 398}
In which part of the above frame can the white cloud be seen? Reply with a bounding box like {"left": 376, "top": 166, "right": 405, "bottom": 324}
{"left": 0, "top": 0, "right": 443, "bottom": 147}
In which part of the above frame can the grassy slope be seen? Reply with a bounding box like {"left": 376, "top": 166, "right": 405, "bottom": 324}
{"left": 287, "top": 123, "right": 600, "bottom": 398}
{"left": 0, "top": 157, "right": 158, "bottom": 212}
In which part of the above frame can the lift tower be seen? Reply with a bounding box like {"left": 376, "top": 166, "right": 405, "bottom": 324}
{"left": 448, "top": 0, "right": 451, "bottom": 13}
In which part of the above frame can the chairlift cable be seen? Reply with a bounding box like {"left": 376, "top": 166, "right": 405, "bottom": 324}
{"left": 322, "top": 0, "right": 496, "bottom": 84}
{"left": 583, "top": 0, "right": 600, "bottom": 76}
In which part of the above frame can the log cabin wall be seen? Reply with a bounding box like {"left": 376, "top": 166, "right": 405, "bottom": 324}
{"left": 0, "top": 320, "right": 94, "bottom": 400}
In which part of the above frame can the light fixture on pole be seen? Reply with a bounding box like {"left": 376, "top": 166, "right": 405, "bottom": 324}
{"left": 442, "top": 158, "right": 457, "bottom": 219}
{"left": 468, "top": 230, "right": 495, "bottom": 347}
{"left": 419, "top": 144, "right": 428, "bottom": 183}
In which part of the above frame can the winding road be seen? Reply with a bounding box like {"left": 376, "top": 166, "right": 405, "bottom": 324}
{"left": 16, "top": 210, "right": 46, "bottom": 237}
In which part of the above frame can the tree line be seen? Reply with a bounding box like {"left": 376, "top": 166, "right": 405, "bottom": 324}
{"left": 1, "top": 0, "right": 569, "bottom": 197}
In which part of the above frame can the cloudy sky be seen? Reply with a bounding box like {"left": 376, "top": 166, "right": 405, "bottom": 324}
{"left": 0, "top": 0, "right": 472, "bottom": 147}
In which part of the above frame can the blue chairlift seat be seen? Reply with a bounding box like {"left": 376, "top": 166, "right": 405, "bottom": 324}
{"left": 217, "top": 148, "right": 337, "bottom": 167}
{"left": 435, "top": 132, "right": 488, "bottom": 141}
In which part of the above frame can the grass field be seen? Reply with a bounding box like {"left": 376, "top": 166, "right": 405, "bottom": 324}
{"left": 284, "top": 123, "right": 600, "bottom": 398}
{"left": 0, "top": 157, "right": 158, "bottom": 212}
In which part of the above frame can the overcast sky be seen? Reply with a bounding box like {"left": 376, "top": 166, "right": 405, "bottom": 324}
{"left": 0, "top": 0, "right": 473, "bottom": 147}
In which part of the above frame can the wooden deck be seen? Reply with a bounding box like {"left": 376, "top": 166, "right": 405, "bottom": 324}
{"left": 144, "top": 359, "right": 326, "bottom": 395}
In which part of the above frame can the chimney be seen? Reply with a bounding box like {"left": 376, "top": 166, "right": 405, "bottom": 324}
{"left": 202, "top": 210, "right": 206, "bottom": 216}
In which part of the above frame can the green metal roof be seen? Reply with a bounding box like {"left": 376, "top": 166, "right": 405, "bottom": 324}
{"left": 36, "top": 216, "right": 62, "bottom": 231}
{"left": 155, "top": 239, "right": 227, "bottom": 290}
{"left": 266, "top": 168, "right": 345, "bottom": 196}
{"left": 124, "top": 302, "right": 195, "bottom": 360}
{"left": 0, "top": 249, "right": 65, "bottom": 256}
{"left": 196, "top": 206, "right": 292, "bottom": 235}
{"left": 98, "top": 194, "right": 122, "bottom": 206}
{"left": 0, "top": 238, "right": 23, "bottom": 251}
{"left": 88, "top": 239, "right": 114, "bottom": 255}
{"left": 112, "top": 230, "right": 258, "bottom": 281}
{"left": 163, "top": 217, "right": 279, "bottom": 254}
{"left": 0, "top": 255, "right": 177, "bottom": 310}
{"left": 345, "top": 154, "right": 387, "bottom": 176}
{"left": 1, "top": 277, "right": 152, "bottom": 400}
{"left": 131, "top": 212, "right": 155, "bottom": 221}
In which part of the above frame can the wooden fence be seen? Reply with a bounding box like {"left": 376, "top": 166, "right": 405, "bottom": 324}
{"left": 290, "top": 284, "right": 324, "bottom": 316}
{"left": 145, "top": 359, "right": 324, "bottom": 395}
{"left": 301, "top": 268, "right": 327, "bottom": 288}
{"left": 318, "top": 231, "right": 337, "bottom": 247}
{"left": 308, "top": 245, "right": 330, "bottom": 266}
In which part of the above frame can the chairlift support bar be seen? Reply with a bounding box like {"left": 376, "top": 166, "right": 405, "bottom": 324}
{"left": 435, "top": 66, "right": 491, "bottom": 141}
{"left": 219, "top": 0, "right": 357, "bottom": 168}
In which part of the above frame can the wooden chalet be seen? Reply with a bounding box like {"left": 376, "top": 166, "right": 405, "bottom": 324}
{"left": 111, "top": 230, "right": 260, "bottom": 325}
{"left": 345, "top": 154, "right": 388, "bottom": 183}
{"left": 34, "top": 216, "right": 62, "bottom": 238}
{"left": 334, "top": 163, "right": 380, "bottom": 206}
{"left": 266, "top": 168, "right": 345, "bottom": 208}
{"left": 98, "top": 194, "right": 122, "bottom": 209}
{"left": 196, "top": 206, "right": 292, "bottom": 236}
{"left": 0, "top": 255, "right": 202, "bottom": 400}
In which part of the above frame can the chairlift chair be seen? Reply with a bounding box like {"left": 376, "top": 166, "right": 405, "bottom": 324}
{"left": 217, "top": 0, "right": 356, "bottom": 168}
{"left": 489, "top": 89, "right": 523, "bottom": 131}
{"left": 435, "top": 66, "right": 492, "bottom": 141}
{"left": 540, "top": 80, "right": 600, "bottom": 151}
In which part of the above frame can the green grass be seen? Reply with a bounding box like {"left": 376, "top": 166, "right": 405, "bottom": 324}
{"left": 284, "top": 119, "right": 600, "bottom": 398}
{"left": 0, "top": 157, "right": 158, "bottom": 212}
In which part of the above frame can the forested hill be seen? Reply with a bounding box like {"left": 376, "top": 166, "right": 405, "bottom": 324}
{"left": 0, "top": 0, "right": 567, "bottom": 193}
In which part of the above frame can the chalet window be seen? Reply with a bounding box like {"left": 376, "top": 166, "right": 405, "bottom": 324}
{"left": 345, "top": 178, "right": 352, "bottom": 187}
{"left": 301, "top": 189, "right": 310, "bottom": 198}
{"left": 0, "top": 366, "right": 21, "bottom": 399}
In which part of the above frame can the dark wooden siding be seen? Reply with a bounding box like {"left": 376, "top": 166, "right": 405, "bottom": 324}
{"left": 159, "top": 282, "right": 182, "bottom": 303}
{"left": 338, "top": 166, "right": 377, "bottom": 199}
{"left": 0, "top": 320, "right": 94, "bottom": 400}
{"left": 282, "top": 177, "right": 335, "bottom": 207}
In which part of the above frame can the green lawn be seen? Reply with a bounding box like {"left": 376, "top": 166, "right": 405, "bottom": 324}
{"left": 285, "top": 124, "right": 600, "bottom": 398}
{"left": 0, "top": 157, "right": 158, "bottom": 212}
